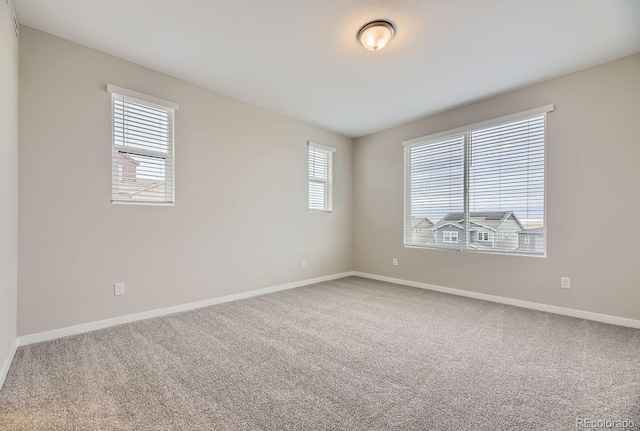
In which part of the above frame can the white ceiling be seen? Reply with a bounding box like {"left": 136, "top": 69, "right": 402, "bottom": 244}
{"left": 13, "top": 0, "right": 640, "bottom": 138}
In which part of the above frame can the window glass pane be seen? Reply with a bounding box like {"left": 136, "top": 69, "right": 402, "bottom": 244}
{"left": 114, "top": 98, "right": 172, "bottom": 154}
{"left": 309, "top": 148, "right": 328, "bottom": 179}
{"left": 469, "top": 116, "right": 544, "bottom": 254}
{"left": 309, "top": 180, "right": 326, "bottom": 211}
{"left": 407, "top": 135, "right": 464, "bottom": 248}
{"left": 114, "top": 152, "right": 170, "bottom": 202}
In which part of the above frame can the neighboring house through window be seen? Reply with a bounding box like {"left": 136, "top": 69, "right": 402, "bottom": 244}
{"left": 108, "top": 84, "right": 178, "bottom": 205}
{"left": 308, "top": 142, "right": 335, "bottom": 212}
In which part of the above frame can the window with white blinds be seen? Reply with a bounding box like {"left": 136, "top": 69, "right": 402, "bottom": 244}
{"left": 308, "top": 142, "right": 335, "bottom": 212}
{"left": 108, "top": 85, "right": 178, "bottom": 205}
{"left": 403, "top": 105, "right": 553, "bottom": 256}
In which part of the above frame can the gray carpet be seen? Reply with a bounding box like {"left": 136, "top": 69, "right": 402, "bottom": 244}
{"left": 1, "top": 277, "right": 639, "bottom": 430}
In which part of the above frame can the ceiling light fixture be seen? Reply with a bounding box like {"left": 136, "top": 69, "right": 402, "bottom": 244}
{"left": 357, "top": 20, "right": 396, "bottom": 52}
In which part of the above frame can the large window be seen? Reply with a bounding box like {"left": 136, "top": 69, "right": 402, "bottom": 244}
{"left": 108, "top": 85, "right": 178, "bottom": 205}
{"left": 403, "top": 105, "right": 552, "bottom": 256}
{"left": 308, "top": 142, "right": 334, "bottom": 212}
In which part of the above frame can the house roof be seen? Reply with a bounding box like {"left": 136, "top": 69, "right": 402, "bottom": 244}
{"left": 411, "top": 217, "right": 433, "bottom": 229}
{"left": 432, "top": 211, "right": 523, "bottom": 231}
{"left": 116, "top": 152, "right": 141, "bottom": 166}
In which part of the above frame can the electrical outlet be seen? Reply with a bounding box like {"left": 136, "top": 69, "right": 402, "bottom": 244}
{"left": 392, "top": 258, "right": 398, "bottom": 266}
{"left": 560, "top": 277, "right": 571, "bottom": 289}
{"left": 114, "top": 282, "right": 125, "bottom": 296}
{"left": 301, "top": 259, "right": 307, "bottom": 268}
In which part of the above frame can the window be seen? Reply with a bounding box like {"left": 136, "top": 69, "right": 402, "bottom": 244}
{"left": 524, "top": 236, "right": 531, "bottom": 245}
{"left": 403, "top": 105, "right": 552, "bottom": 256}
{"left": 108, "top": 85, "right": 178, "bottom": 205}
{"left": 477, "top": 232, "right": 489, "bottom": 241}
{"left": 443, "top": 231, "right": 458, "bottom": 243}
{"left": 308, "top": 142, "right": 334, "bottom": 212}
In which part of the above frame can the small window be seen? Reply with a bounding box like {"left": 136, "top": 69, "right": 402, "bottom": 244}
{"left": 308, "top": 142, "right": 335, "bottom": 212}
{"left": 477, "top": 232, "right": 489, "bottom": 241}
{"left": 524, "top": 236, "right": 531, "bottom": 244}
{"left": 443, "top": 231, "right": 458, "bottom": 243}
{"left": 108, "top": 85, "right": 178, "bottom": 205}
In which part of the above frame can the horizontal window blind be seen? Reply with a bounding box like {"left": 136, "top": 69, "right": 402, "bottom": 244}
{"left": 109, "top": 86, "right": 177, "bottom": 205}
{"left": 404, "top": 106, "right": 552, "bottom": 256}
{"left": 308, "top": 142, "right": 335, "bottom": 212}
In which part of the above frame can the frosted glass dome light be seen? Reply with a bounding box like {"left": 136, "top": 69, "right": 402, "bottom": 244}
{"left": 357, "top": 20, "right": 396, "bottom": 51}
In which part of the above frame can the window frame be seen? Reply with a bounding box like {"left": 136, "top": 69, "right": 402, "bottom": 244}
{"left": 108, "top": 85, "right": 179, "bottom": 206}
{"left": 307, "top": 141, "right": 335, "bottom": 213}
{"left": 403, "top": 105, "right": 553, "bottom": 258}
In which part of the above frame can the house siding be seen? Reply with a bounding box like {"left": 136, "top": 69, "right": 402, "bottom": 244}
{"left": 409, "top": 218, "right": 435, "bottom": 246}
{"left": 410, "top": 229, "right": 435, "bottom": 246}
{"left": 435, "top": 225, "right": 464, "bottom": 247}
{"left": 518, "top": 232, "right": 544, "bottom": 254}
{"left": 494, "top": 217, "right": 521, "bottom": 251}
{"left": 470, "top": 225, "right": 494, "bottom": 248}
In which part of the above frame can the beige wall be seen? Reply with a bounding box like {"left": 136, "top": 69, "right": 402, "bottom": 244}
{"left": 18, "top": 27, "right": 353, "bottom": 336}
{"left": 0, "top": 1, "right": 19, "bottom": 377}
{"left": 354, "top": 54, "right": 640, "bottom": 320}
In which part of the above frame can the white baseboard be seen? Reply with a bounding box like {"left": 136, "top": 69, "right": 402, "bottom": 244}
{"left": 354, "top": 272, "right": 640, "bottom": 329}
{"left": 0, "top": 339, "right": 18, "bottom": 390}
{"left": 18, "top": 270, "right": 638, "bottom": 349}
{"left": 18, "top": 271, "right": 355, "bottom": 347}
